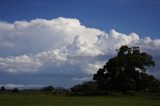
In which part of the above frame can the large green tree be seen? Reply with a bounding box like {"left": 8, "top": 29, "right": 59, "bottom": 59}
{"left": 93, "top": 45, "right": 159, "bottom": 94}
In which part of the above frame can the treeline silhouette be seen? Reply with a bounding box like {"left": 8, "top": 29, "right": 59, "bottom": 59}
{"left": 0, "top": 85, "right": 69, "bottom": 95}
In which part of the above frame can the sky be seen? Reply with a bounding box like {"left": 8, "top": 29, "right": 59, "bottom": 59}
{"left": 0, "top": 0, "right": 160, "bottom": 88}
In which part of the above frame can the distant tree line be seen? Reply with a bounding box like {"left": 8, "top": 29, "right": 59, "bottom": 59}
{"left": 0, "top": 85, "right": 69, "bottom": 94}
{"left": 0, "top": 86, "right": 20, "bottom": 93}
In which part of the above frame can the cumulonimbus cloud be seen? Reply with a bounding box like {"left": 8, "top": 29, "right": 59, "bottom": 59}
{"left": 0, "top": 17, "right": 160, "bottom": 80}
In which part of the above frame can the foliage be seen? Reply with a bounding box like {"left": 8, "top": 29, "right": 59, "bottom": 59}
{"left": 41, "top": 85, "right": 54, "bottom": 92}
{"left": 93, "top": 45, "right": 159, "bottom": 94}
{"left": 0, "top": 86, "right": 6, "bottom": 91}
{"left": 70, "top": 81, "right": 101, "bottom": 95}
{"left": 12, "top": 88, "right": 19, "bottom": 93}
{"left": 54, "top": 87, "right": 69, "bottom": 94}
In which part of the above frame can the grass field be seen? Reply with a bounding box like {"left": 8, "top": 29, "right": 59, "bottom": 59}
{"left": 0, "top": 93, "right": 160, "bottom": 106}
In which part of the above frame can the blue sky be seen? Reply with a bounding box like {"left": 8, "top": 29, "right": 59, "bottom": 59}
{"left": 0, "top": 0, "right": 160, "bottom": 88}
{"left": 0, "top": 0, "right": 160, "bottom": 38}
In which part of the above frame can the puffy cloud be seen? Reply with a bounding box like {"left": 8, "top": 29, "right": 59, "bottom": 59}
{"left": 0, "top": 17, "right": 103, "bottom": 56}
{"left": 83, "top": 61, "right": 106, "bottom": 74}
{"left": 0, "top": 55, "right": 42, "bottom": 73}
{"left": 96, "top": 29, "right": 139, "bottom": 54}
{"left": 133, "top": 37, "right": 160, "bottom": 53}
{"left": 0, "top": 17, "right": 160, "bottom": 86}
{"left": 67, "top": 35, "right": 103, "bottom": 57}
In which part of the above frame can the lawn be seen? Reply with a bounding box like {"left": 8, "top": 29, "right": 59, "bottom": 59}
{"left": 0, "top": 93, "right": 160, "bottom": 106}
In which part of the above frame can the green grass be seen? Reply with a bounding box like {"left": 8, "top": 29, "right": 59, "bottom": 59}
{"left": 0, "top": 93, "right": 160, "bottom": 106}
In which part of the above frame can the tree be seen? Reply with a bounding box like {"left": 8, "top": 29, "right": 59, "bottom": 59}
{"left": 41, "top": 85, "right": 54, "bottom": 92}
{"left": 93, "top": 45, "right": 158, "bottom": 94}
{"left": 70, "top": 81, "right": 99, "bottom": 95}
{"left": 0, "top": 86, "right": 6, "bottom": 91}
{"left": 12, "top": 88, "right": 19, "bottom": 93}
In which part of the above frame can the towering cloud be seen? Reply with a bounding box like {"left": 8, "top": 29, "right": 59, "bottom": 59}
{"left": 0, "top": 17, "right": 160, "bottom": 87}
{"left": 0, "top": 17, "right": 102, "bottom": 56}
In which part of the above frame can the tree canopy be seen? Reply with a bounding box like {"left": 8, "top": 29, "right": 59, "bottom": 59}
{"left": 0, "top": 86, "right": 6, "bottom": 91}
{"left": 93, "top": 45, "right": 159, "bottom": 94}
{"left": 41, "top": 85, "right": 54, "bottom": 92}
{"left": 70, "top": 81, "right": 101, "bottom": 95}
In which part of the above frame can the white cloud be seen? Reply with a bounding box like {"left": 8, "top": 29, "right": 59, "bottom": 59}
{"left": 96, "top": 29, "right": 139, "bottom": 54}
{"left": 72, "top": 77, "right": 92, "bottom": 81}
{"left": 67, "top": 35, "right": 103, "bottom": 57}
{"left": 0, "top": 17, "right": 160, "bottom": 80}
{"left": 0, "top": 55, "right": 42, "bottom": 73}
{"left": 83, "top": 61, "right": 106, "bottom": 74}
{"left": 0, "top": 84, "right": 24, "bottom": 89}
{"left": 0, "top": 17, "right": 103, "bottom": 56}
{"left": 0, "top": 84, "right": 45, "bottom": 89}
